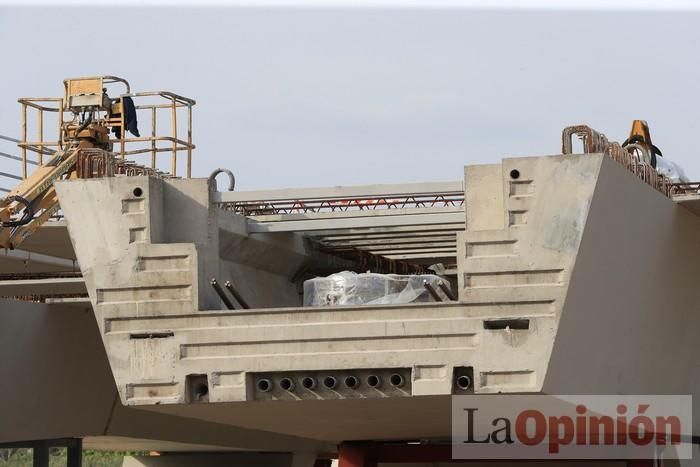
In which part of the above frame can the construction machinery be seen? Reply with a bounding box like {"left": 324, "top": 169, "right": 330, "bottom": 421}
{"left": 0, "top": 76, "right": 195, "bottom": 249}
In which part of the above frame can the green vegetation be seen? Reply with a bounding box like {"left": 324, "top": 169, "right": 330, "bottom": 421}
{"left": 0, "top": 448, "right": 143, "bottom": 467}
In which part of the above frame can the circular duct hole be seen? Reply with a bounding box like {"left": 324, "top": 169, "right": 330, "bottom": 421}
{"left": 280, "top": 377, "right": 295, "bottom": 392}
{"left": 301, "top": 376, "right": 316, "bottom": 390}
{"left": 509, "top": 169, "right": 520, "bottom": 180}
{"left": 456, "top": 375, "right": 472, "bottom": 391}
{"left": 344, "top": 376, "right": 360, "bottom": 389}
{"left": 133, "top": 187, "right": 143, "bottom": 197}
{"left": 389, "top": 373, "right": 405, "bottom": 388}
{"left": 323, "top": 376, "right": 337, "bottom": 389}
{"left": 367, "top": 375, "right": 381, "bottom": 388}
{"left": 194, "top": 383, "right": 209, "bottom": 400}
{"left": 257, "top": 379, "right": 272, "bottom": 392}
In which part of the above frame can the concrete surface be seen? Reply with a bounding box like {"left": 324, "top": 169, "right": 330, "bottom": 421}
{"left": 51, "top": 152, "right": 700, "bottom": 445}
{"left": 50, "top": 155, "right": 693, "bottom": 442}
{"left": 0, "top": 277, "right": 85, "bottom": 296}
{"left": 0, "top": 298, "right": 324, "bottom": 452}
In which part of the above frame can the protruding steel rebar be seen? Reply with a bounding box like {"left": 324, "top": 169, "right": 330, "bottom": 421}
{"left": 224, "top": 280, "right": 250, "bottom": 309}
{"left": 210, "top": 278, "right": 235, "bottom": 310}
{"left": 423, "top": 280, "right": 443, "bottom": 302}
{"left": 209, "top": 168, "right": 235, "bottom": 192}
{"left": 438, "top": 282, "right": 456, "bottom": 301}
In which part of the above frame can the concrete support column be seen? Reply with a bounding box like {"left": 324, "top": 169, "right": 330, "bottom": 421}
{"left": 32, "top": 442, "right": 49, "bottom": 467}
{"left": 67, "top": 438, "right": 82, "bottom": 467}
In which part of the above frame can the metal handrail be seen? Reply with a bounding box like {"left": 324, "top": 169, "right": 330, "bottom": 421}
{"left": 16, "top": 78, "right": 196, "bottom": 178}
{"left": 62, "top": 75, "right": 131, "bottom": 98}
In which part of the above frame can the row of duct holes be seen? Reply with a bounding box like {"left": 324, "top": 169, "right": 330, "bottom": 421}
{"left": 256, "top": 373, "right": 473, "bottom": 392}
{"left": 257, "top": 373, "right": 407, "bottom": 392}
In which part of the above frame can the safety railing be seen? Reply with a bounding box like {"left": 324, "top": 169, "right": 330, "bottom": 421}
{"left": 116, "top": 90, "right": 195, "bottom": 177}
{"left": 16, "top": 98, "right": 62, "bottom": 178}
{"left": 16, "top": 88, "right": 195, "bottom": 179}
{"left": 0, "top": 135, "right": 36, "bottom": 193}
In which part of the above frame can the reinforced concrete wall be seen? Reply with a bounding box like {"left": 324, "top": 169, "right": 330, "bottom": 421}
{"left": 54, "top": 152, "right": 700, "bottom": 443}
{"left": 0, "top": 299, "right": 322, "bottom": 452}
{"left": 545, "top": 156, "right": 700, "bottom": 419}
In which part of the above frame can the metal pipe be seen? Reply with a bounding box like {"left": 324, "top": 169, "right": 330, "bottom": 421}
{"left": 210, "top": 278, "right": 235, "bottom": 310}
{"left": 120, "top": 96, "right": 125, "bottom": 159}
{"left": 171, "top": 96, "right": 177, "bottom": 176}
{"left": 134, "top": 102, "right": 191, "bottom": 110}
{"left": 130, "top": 90, "right": 196, "bottom": 106}
{"left": 21, "top": 103, "right": 27, "bottom": 179}
{"left": 438, "top": 282, "right": 456, "bottom": 301}
{"left": 17, "top": 98, "right": 62, "bottom": 112}
{"left": 187, "top": 103, "right": 192, "bottom": 178}
{"left": 224, "top": 280, "right": 250, "bottom": 309}
{"left": 74, "top": 112, "right": 93, "bottom": 136}
{"left": 58, "top": 99, "right": 63, "bottom": 150}
{"left": 151, "top": 107, "right": 156, "bottom": 169}
{"left": 38, "top": 109, "right": 43, "bottom": 165}
{"left": 107, "top": 135, "right": 188, "bottom": 144}
{"left": 0, "top": 171, "right": 23, "bottom": 181}
{"left": 17, "top": 142, "right": 60, "bottom": 152}
{"left": 423, "top": 281, "right": 443, "bottom": 302}
{"left": 102, "top": 75, "right": 130, "bottom": 94}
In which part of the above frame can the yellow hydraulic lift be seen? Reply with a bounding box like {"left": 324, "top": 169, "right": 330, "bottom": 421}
{"left": 0, "top": 76, "right": 195, "bottom": 249}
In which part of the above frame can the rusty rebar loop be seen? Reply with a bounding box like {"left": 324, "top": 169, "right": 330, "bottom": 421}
{"left": 562, "top": 124, "right": 672, "bottom": 197}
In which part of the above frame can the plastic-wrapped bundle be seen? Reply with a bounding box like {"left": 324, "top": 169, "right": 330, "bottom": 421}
{"left": 655, "top": 156, "right": 690, "bottom": 182}
{"left": 303, "top": 271, "right": 451, "bottom": 307}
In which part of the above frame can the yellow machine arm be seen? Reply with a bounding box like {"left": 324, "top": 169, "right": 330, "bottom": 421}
{"left": 0, "top": 145, "right": 81, "bottom": 249}
{"left": 0, "top": 76, "right": 196, "bottom": 250}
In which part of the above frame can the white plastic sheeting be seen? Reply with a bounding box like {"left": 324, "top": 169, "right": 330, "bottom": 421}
{"left": 303, "top": 271, "right": 451, "bottom": 307}
{"left": 656, "top": 156, "right": 690, "bottom": 182}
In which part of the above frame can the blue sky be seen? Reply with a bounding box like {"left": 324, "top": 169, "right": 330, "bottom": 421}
{"left": 1, "top": 4, "right": 699, "bottom": 189}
